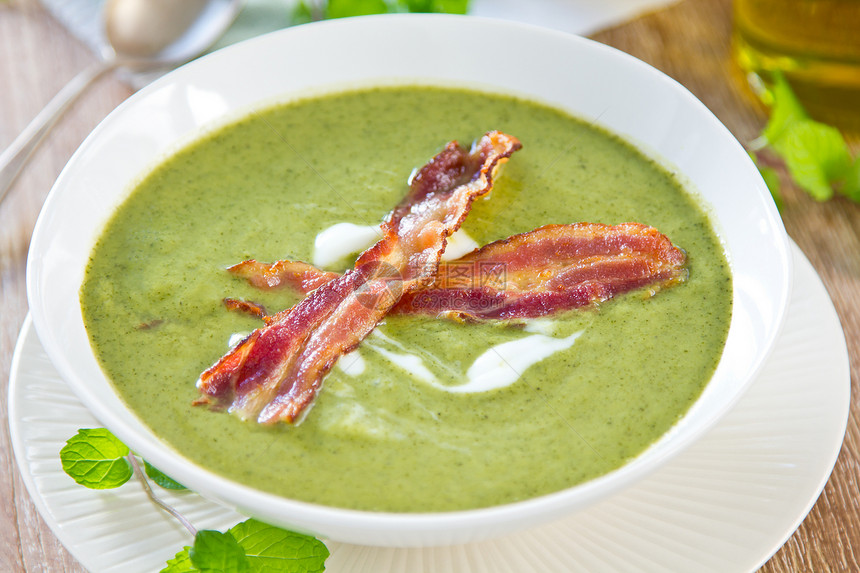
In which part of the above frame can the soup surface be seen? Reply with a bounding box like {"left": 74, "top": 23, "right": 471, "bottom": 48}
{"left": 80, "top": 86, "right": 732, "bottom": 512}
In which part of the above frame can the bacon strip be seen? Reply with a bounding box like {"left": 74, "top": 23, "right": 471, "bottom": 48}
{"left": 196, "top": 132, "right": 522, "bottom": 424}
{"left": 228, "top": 260, "right": 340, "bottom": 294}
{"left": 223, "top": 297, "right": 269, "bottom": 321}
{"left": 227, "top": 222, "right": 687, "bottom": 321}
{"left": 401, "top": 222, "right": 687, "bottom": 319}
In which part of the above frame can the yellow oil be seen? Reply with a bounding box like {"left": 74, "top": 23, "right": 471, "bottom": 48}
{"left": 733, "top": 0, "right": 860, "bottom": 130}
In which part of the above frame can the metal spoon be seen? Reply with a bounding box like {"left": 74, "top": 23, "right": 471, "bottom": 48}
{"left": 0, "top": 0, "right": 244, "bottom": 205}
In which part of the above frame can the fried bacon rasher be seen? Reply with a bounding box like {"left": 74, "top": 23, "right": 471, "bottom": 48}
{"left": 196, "top": 132, "right": 522, "bottom": 424}
{"left": 228, "top": 222, "right": 687, "bottom": 321}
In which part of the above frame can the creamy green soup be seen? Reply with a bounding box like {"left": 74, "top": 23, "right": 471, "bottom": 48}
{"left": 80, "top": 86, "right": 731, "bottom": 512}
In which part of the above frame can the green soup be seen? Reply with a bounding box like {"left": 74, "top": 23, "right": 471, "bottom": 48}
{"left": 80, "top": 86, "right": 732, "bottom": 512}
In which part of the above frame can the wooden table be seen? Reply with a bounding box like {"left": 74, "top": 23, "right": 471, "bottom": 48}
{"left": 1, "top": 0, "right": 856, "bottom": 570}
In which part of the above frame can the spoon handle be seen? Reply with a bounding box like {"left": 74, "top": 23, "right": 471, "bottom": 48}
{"left": 0, "top": 59, "right": 117, "bottom": 207}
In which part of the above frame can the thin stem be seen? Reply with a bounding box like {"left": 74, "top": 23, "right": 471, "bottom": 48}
{"left": 127, "top": 454, "right": 197, "bottom": 537}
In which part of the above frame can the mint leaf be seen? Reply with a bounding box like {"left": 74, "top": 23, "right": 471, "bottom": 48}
{"left": 771, "top": 119, "right": 852, "bottom": 201}
{"left": 753, "top": 70, "right": 857, "bottom": 203}
{"left": 230, "top": 519, "right": 329, "bottom": 573}
{"left": 749, "top": 152, "right": 783, "bottom": 210}
{"left": 761, "top": 71, "right": 808, "bottom": 144}
{"left": 162, "top": 520, "right": 330, "bottom": 573}
{"left": 427, "top": 0, "right": 469, "bottom": 13}
{"left": 758, "top": 164, "right": 783, "bottom": 210}
{"left": 399, "top": 0, "right": 432, "bottom": 10}
{"left": 60, "top": 428, "right": 133, "bottom": 489}
{"left": 399, "top": 0, "right": 468, "bottom": 12}
{"left": 161, "top": 547, "right": 195, "bottom": 573}
{"left": 325, "top": 0, "right": 390, "bottom": 18}
{"left": 840, "top": 158, "right": 860, "bottom": 201}
{"left": 190, "top": 530, "right": 249, "bottom": 572}
{"left": 291, "top": 0, "right": 315, "bottom": 24}
{"left": 306, "top": 0, "right": 468, "bottom": 20}
{"left": 144, "top": 460, "right": 187, "bottom": 490}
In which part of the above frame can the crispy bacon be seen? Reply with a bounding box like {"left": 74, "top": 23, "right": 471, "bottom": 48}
{"left": 228, "top": 260, "right": 339, "bottom": 294}
{"left": 227, "top": 222, "right": 687, "bottom": 321}
{"left": 196, "top": 132, "right": 522, "bottom": 424}
{"left": 400, "top": 222, "right": 687, "bottom": 319}
{"left": 223, "top": 297, "right": 269, "bottom": 322}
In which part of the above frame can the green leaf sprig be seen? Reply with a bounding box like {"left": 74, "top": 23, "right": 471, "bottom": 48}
{"left": 166, "top": 520, "right": 329, "bottom": 573}
{"left": 292, "top": 0, "right": 468, "bottom": 24}
{"left": 60, "top": 428, "right": 329, "bottom": 573}
{"left": 748, "top": 71, "right": 860, "bottom": 206}
{"left": 145, "top": 459, "right": 187, "bottom": 490}
{"left": 60, "top": 428, "right": 134, "bottom": 489}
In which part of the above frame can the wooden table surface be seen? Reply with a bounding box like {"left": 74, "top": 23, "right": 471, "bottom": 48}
{"left": 1, "top": 0, "right": 857, "bottom": 570}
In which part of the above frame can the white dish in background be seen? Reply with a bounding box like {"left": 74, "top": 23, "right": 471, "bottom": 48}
{"left": 10, "top": 244, "right": 848, "bottom": 572}
{"left": 26, "top": 15, "right": 791, "bottom": 545}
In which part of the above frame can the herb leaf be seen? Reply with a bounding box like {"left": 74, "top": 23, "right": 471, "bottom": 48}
{"left": 161, "top": 547, "right": 196, "bottom": 573}
{"left": 60, "top": 430, "right": 330, "bottom": 573}
{"left": 755, "top": 71, "right": 856, "bottom": 203}
{"left": 291, "top": 1, "right": 315, "bottom": 25}
{"left": 230, "top": 519, "right": 330, "bottom": 572}
{"left": 326, "top": 0, "right": 389, "bottom": 18}
{"left": 432, "top": 0, "right": 469, "bottom": 13}
{"left": 144, "top": 460, "right": 188, "bottom": 490}
{"left": 190, "top": 530, "right": 249, "bottom": 572}
{"left": 840, "top": 158, "right": 860, "bottom": 201}
{"left": 749, "top": 151, "right": 783, "bottom": 210}
{"left": 771, "top": 119, "right": 851, "bottom": 201}
{"left": 758, "top": 164, "right": 783, "bottom": 209}
{"left": 293, "top": 0, "right": 469, "bottom": 22}
{"left": 60, "top": 428, "right": 133, "bottom": 489}
{"left": 761, "top": 72, "right": 808, "bottom": 144}
{"left": 399, "top": 0, "right": 468, "bottom": 13}
{"left": 163, "top": 520, "right": 329, "bottom": 573}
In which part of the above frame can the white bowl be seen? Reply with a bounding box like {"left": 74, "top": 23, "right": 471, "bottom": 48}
{"left": 27, "top": 14, "right": 791, "bottom": 547}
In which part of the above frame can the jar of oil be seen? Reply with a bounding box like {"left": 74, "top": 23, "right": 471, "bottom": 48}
{"left": 733, "top": 0, "right": 860, "bottom": 130}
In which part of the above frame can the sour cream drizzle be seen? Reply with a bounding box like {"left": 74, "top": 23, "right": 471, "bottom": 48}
{"left": 457, "top": 331, "right": 583, "bottom": 393}
{"left": 312, "top": 221, "right": 479, "bottom": 269}
{"left": 335, "top": 349, "right": 366, "bottom": 376}
{"left": 366, "top": 345, "right": 438, "bottom": 384}
{"left": 439, "top": 229, "right": 480, "bottom": 261}
{"left": 305, "top": 223, "right": 586, "bottom": 393}
{"left": 312, "top": 222, "right": 380, "bottom": 268}
{"left": 359, "top": 328, "right": 584, "bottom": 394}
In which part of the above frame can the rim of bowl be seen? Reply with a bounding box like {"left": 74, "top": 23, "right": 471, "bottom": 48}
{"left": 26, "top": 13, "right": 792, "bottom": 546}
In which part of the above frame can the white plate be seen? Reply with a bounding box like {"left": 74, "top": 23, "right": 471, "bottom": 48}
{"left": 9, "top": 242, "right": 849, "bottom": 572}
{"left": 25, "top": 15, "right": 792, "bottom": 544}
